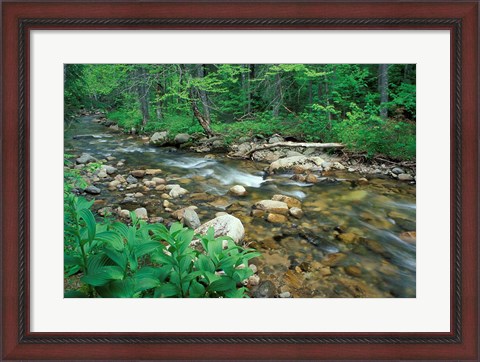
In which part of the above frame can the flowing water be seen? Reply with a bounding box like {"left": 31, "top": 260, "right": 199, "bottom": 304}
{"left": 65, "top": 117, "right": 416, "bottom": 298}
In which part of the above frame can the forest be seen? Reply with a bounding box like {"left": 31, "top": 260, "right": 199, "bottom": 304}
{"left": 64, "top": 64, "right": 416, "bottom": 299}
{"left": 65, "top": 64, "right": 416, "bottom": 160}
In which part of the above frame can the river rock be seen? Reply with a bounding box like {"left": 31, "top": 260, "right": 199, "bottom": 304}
{"left": 229, "top": 185, "right": 247, "bottom": 196}
{"left": 126, "top": 175, "right": 138, "bottom": 184}
{"left": 85, "top": 185, "right": 101, "bottom": 195}
{"left": 267, "top": 213, "right": 288, "bottom": 223}
{"left": 236, "top": 142, "right": 253, "bottom": 154}
{"left": 305, "top": 173, "right": 318, "bottom": 183}
{"left": 247, "top": 274, "right": 260, "bottom": 286}
{"left": 76, "top": 153, "right": 96, "bottom": 164}
{"left": 268, "top": 135, "right": 284, "bottom": 144}
{"left": 254, "top": 200, "right": 289, "bottom": 215}
{"left": 172, "top": 206, "right": 198, "bottom": 220}
{"left": 152, "top": 177, "right": 166, "bottom": 185}
{"left": 271, "top": 194, "right": 301, "bottom": 208}
{"left": 357, "top": 177, "right": 369, "bottom": 185}
{"left": 145, "top": 169, "right": 162, "bottom": 176}
{"left": 121, "top": 196, "right": 136, "bottom": 204}
{"left": 194, "top": 214, "right": 245, "bottom": 244}
{"left": 399, "top": 231, "right": 416, "bottom": 244}
{"left": 102, "top": 165, "right": 117, "bottom": 175}
{"left": 150, "top": 131, "right": 168, "bottom": 146}
{"left": 119, "top": 209, "right": 130, "bottom": 219}
{"left": 251, "top": 150, "right": 282, "bottom": 163}
{"left": 398, "top": 173, "right": 414, "bottom": 181}
{"left": 333, "top": 162, "right": 346, "bottom": 170}
{"left": 337, "top": 232, "right": 358, "bottom": 244}
{"left": 169, "top": 186, "right": 189, "bottom": 198}
{"left": 289, "top": 207, "right": 304, "bottom": 219}
{"left": 183, "top": 208, "right": 201, "bottom": 229}
{"left": 345, "top": 265, "right": 362, "bottom": 277}
{"left": 131, "top": 170, "right": 146, "bottom": 178}
{"left": 322, "top": 252, "right": 347, "bottom": 267}
{"left": 97, "top": 169, "right": 108, "bottom": 178}
{"left": 392, "top": 167, "right": 405, "bottom": 175}
{"left": 108, "top": 180, "right": 121, "bottom": 189}
{"left": 268, "top": 156, "right": 325, "bottom": 174}
{"left": 134, "top": 207, "right": 148, "bottom": 220}
{"left": 285, "top": 150, "right": 304, "bottom": 157}
{"left": 253, "top": 280, "right": 277, "bottom": 298}
{"left": 174, "top": 133, "right": 191, "bottom": 144}
{"left": 279, "top": 291, "right": 291, "bottom": 298}
{"left": 115, "top": 174, "right": 126, "bottom": 183}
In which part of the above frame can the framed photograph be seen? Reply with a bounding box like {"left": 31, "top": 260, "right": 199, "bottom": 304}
{"left": 1, "top": 1, "right": 478, "bottom": 360}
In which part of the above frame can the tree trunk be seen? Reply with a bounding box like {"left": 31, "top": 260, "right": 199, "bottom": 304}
{"left": 378, "top": 64, "right": 389, "bottom": 119}
{"left": 196, "top": 64, "right": 211, "bottom": 122}
{"left": 190, "top": 89, "right": 214, "bottom": 137}
{"left": 272, "top": 69, "right": 282, "bottom": 117}
{"left": 136, "top": 67, "right": 150, "bottom": 126}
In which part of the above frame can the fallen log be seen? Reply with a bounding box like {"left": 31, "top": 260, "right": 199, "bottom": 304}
{"left": 239, "top": 141, "right": 344, "bottom": 158}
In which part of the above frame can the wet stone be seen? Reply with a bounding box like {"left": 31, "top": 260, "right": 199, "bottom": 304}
{"left": 85, "top": 185, "right": 101, "bottom": 195}
{"left": 253, "top": 280, "right": 277, "bottom": 298}
{"left": 126, "top": 175, "right": 138, "bottom": 184}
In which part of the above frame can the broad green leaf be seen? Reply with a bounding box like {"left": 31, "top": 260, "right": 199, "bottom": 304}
{"left": 64, "top": 253, "right": 82, "bottom": 267}
{"left": 207, "top": 277, "right": 236, "bottom": 293}
{"left": 104, "top": 248, "right": 128, "bottom": 270}
{"left": 95, "top": 231, "right": 124, "bottom": 251}
{"left": 82, "top": 266, "right": 124, "bottom": 286}
{"left": 206, "top": 226, "right": 215, "bottom": 241}
{"left": 64, "top": 290, "right": 89, "bottom": 298}
{"left": 151, "top": 251, "right": 175, "bottom": 266}
{"left": 96, "top": 278, "right": 136, "bottom": 298}
{"left": 169, "top": 222, "right": 184, "bottom": 236}
{"left": 179, "top": 254, "right": 193, "bottom": 274}
{"left": 65, "top": 265, "right": 81, "bottom": 277}
{"left": 134, "top": 242, "right": 162, "bottom": 258}
{"left": 233, "top": 268, "right": 253, "bottom": 283}
{"left": 79, "top": 208, "right": 96, "bottom": 243}
{"left": 225, "top": 287, "right": 248, "bottom": 298}
{"left": 194, "top": 254, "right": 215, "bottom": 273}
{"left": 154, "top": 283, "right": 179, "bottom": 298}
{"left": 189, "top": 280, "right": 206, "bottom": 298}
{"left": 111, "top": 222, "right": 129, "bottom": 238}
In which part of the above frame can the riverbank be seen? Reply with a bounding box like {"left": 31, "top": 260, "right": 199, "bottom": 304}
{"left": 65, "top": 115, "right": 416, "bottom": 298}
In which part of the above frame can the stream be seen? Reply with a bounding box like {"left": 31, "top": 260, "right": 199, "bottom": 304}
{"left": 65, "top": 116, "right": 416, "bottom": 298}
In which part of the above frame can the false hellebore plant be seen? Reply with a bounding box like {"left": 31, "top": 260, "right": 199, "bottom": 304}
{"left": 64, "top": 195, "right": 260, "bottom": 298}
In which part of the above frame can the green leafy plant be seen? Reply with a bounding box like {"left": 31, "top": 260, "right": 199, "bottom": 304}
{"left": 64, "top": 196, "right": 261, "bottom": 298}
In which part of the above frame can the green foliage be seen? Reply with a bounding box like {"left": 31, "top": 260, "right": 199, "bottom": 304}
{"left": 65, "top": 63, "right": 416, "bottom": 160}
{"left": 64, "top": 155, "right": 87, "bottom": 194}
{"left": 64, "top": 196, "right": 260, "bottom": 298}
{"left": 333, "top": 105, "right": 415, "bottom": 159}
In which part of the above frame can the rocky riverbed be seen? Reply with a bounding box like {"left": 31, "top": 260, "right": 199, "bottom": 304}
{"left": 65, "top": 115, "right": 416, "bottom": 298}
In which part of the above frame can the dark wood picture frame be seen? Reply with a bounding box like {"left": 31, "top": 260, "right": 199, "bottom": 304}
{"left": 1, "top": 1, "right": 478, "bottom": 360}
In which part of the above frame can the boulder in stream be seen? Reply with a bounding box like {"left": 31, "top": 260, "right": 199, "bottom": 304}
{"left": 194, "top": 214, "right": 245, "bottom": 244}
{"left": 150, "top": 131, "right": 168, "bottom": 146}
{"left": 169, "top": 186, "right": 189, "bottom": 198}
{"left": 76, "top": 153, "right": 96, "bottom": 164}
{"left": 183, "top": 208, "right": 201, "bottom": 229}
{"left": 174, "top": 133, "right": 191, "bottom": 145}
{"left": 253, "top": 200, "right": 289, "bottom": 215}
{"left": 271, "top": 194, "right": 301, "bottom": 208}
{"left": 268, "top": 155, "right": 325, "bottom": 174}
{"left": 134, "top": 207, "right": 148, "bottom": 220}
{"left": 85, "top": 185, "right": 101, "bottom": 195}
{"left": 229, "top": 185, "right": 247, "bottom": 196}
